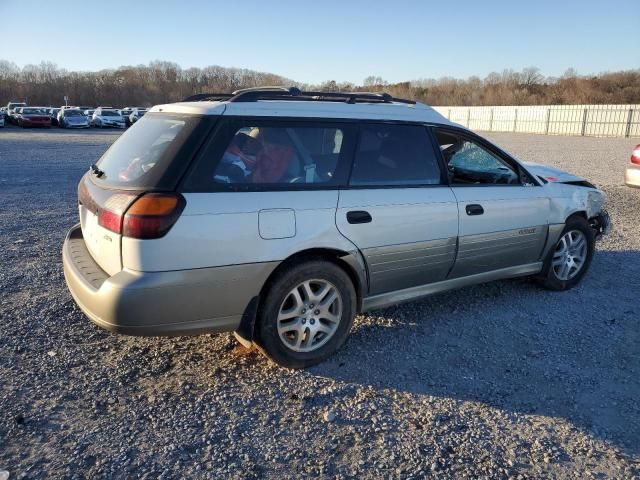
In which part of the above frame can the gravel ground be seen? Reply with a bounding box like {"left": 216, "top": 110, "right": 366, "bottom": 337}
{"left": 1, "top": 127, "right": 639, "bottom": 479}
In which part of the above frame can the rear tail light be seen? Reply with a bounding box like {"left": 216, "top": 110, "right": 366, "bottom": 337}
{"left": 631, "top": 145, "right": 640, "bottom": 165}
{"left": 97, "top": 193, "right": 137, "bottom": 234}
{"left": 122, "top": 193, "right": 186, "bottom": 239}
{"left": 79, "top": 175, "right": 185, "bottom": 239}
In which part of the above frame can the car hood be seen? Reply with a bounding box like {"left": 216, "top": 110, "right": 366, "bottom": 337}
{"left": 523, "top": 162, "right": 585, "bottom": 183}
{"left": 99, "top": 116, "right": 124, "bottom": 121}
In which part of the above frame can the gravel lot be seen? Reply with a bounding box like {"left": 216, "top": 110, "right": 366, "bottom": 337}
{"left": 1, "top": 127, "right": 639, "bottom": 479}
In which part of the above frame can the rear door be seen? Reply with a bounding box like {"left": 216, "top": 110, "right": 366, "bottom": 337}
{"left": 336, "top": 123, "right": 458, "bottom": 295}
{"left": 433, "top": 128, "right": 550, "bottom": 278}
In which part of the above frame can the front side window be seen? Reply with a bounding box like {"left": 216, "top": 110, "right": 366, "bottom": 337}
{"left": 212, "top": 125, "right": 346, "bottom": 185}
{"left": 349, "top": 124, "right": 442, "bottom": 186}
{"left": 435, "top": 130, "right": 520, "bottom": 185}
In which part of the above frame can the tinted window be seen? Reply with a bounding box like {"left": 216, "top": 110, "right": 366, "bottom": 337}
{"left": 211, "top": 125, "right": 346, "bottom": 185}
{"left": 435, "top": 130, "right": 520, "bottom": 185}
{"left": 95, "top": 113, "right": 203, "bottom": 188}
{"left": 350, "top": 124, "right": 441, "bottom": 186}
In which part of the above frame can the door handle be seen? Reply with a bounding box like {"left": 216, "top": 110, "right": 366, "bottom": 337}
{"left": 346, "top": 210, "right": 372, "bottom": 224}
{"left": 465, "top": 204, "right": 484, "bottom": 216}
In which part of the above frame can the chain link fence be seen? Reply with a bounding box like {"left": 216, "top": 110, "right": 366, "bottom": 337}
{"left": 433, "top": 105, "right": 640, "bottom": 138}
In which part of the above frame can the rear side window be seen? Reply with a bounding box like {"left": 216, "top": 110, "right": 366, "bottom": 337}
{"left": 350, "top": 124, "right": 442, "bottom": 186}
{"left": 95, "top": 113, "right": 205, "bottom": 189}
{"left": 184, "top": 119, "right": 355, "bottom": 191}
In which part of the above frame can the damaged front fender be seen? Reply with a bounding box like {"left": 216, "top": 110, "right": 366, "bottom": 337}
{"left": 547, "top": 184, "right": 612, "bottom": 239}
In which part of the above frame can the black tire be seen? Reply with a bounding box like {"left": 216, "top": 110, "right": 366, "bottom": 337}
{"left": 536, "top": 216, "right": 595, "bottom": 291}
{"left": 254, "top": 260, "right": 357, "bottom": 369}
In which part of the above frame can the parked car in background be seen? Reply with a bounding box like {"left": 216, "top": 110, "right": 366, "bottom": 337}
{"left": 58, "top": 108, "right": 90, "bottom": 128}
{"left": 6, "top": 102, "right": 27, "bottom": 124}
{"left": 0, "top": 113, "right": 4, "bottom": 128}
{"left": 129, "top": 108, "right": 147, "bottom": 125}
{"left": 7, "top": 102, "right": 27, "bottom": 124}
{"left": 61, "top": 87, "right": 611, "bottom": 368}
{"left": 625, "top": 144, "right": 640, "bottom": 188}
{"left": 16, "top": 107, "right": 52, "bottom": 128}
{"left": 120, "top": 107, "right": 134, "bottom": 127}
{"left": 92, "top": 107, "right": 125, "bottom": 128}
{"left": 49, "top": 108, "right": 61, "bottom": 126}
{"left": 83, "top": 109, "right": 95, "bottom": 123}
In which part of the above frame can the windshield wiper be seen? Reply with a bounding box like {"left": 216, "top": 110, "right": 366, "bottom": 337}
{"left": 90, "top": 164, "right": 105, "bottom": 178}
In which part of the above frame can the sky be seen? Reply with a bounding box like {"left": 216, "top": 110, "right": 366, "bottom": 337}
{"left": 1, "top": 0, "right": 638, "bottom": 84}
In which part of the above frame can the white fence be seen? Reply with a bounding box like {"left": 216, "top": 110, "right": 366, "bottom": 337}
{"left": 432, "top": 105, "right": 640, "bottom": 138}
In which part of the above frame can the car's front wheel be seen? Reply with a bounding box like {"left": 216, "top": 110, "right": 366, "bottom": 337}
{"left": 254, "top": 260, "right": 356, "bottom": 368}
{"left": 536, "top": 216, "right": 595, "bottom": 290}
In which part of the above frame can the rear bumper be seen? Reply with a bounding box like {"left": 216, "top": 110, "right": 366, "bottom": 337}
{"left": 62, "top": 224, "right": 277, "bottom": 336}
{"left": 625, "top": 164, "right": 640, "bottom": 188}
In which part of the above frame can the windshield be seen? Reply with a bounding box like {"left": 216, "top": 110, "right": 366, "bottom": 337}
{"left": 22, "top": 108, "right": 46, "bottom": 114}
{"left": 9, "top": 103, "right": 26, "bottom": 109}
{"left": 65, "top": 110, "right": 83, "bottom": 117}
{"left": 95, "top": 113, "right": 203, "bottom": 188}
{"left": 101, "top": 110, "right": 119, "bottom": 117}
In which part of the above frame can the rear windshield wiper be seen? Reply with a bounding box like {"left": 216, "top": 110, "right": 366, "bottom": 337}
{"left": 90, "top": 164, "right": 105, "bottom": 178}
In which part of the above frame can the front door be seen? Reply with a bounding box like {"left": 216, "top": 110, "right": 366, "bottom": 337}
{"left": 336, "top": 123, "right": 459, "bottom": 295}
{"left": 433, "top": 128, "right": 550, "bottom": 278}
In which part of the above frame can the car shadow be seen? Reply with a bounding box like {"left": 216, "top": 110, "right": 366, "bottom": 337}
{"left": 310, "top": 250, "right": 640, "bottom": 456}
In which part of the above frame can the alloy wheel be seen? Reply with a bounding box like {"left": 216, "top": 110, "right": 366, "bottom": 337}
{"left": 552, "top": 230, "right": 587, "bottom": 281}
{"left": 276, "top": 279, "right": 342, "bottom": 353}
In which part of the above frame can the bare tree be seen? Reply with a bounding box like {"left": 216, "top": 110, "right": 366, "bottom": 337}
{"left": 1, "top": 61, "right": 638, "bottom": 107}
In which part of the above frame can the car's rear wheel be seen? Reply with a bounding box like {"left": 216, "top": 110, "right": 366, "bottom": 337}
{"left": 254, "top": 260, "right": 356, "bottom": 368}
{"left": 536, "top": 216, "right": 595, "bottom": 290}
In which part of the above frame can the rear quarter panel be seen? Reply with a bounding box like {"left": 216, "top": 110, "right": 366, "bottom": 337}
{"left": 121, "top": 191, "right": 358, "bottom": 272}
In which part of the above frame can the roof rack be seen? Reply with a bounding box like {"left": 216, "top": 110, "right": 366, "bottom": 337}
{"left": 181, "top": 86, "right": 416, "bottom": 105}
{"left": 181, "top": 93, "right": 234, "bottom": 102}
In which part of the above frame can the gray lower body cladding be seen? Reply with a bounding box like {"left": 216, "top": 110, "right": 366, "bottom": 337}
{"left": 363, "top": 237, "right": 457, "bottom": 294}
{"left": 449, "top": 226, "right": 548, "bottom": 278}
{"left": 62, "top": 225, "right": 278, "bottom": 336}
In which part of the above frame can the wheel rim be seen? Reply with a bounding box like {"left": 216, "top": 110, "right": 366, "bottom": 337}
{"left": 552, "top": 230, "right": 587, "bottom": 281}
{"left": 276, "top": 279, "right": 342, "bottom": 353}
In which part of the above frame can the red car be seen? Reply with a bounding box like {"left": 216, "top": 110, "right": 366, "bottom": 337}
{"left": 16, "top": 107, "right": 52, "bottom": 128}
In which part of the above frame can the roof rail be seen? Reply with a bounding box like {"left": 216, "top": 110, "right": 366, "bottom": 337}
{"left": 181, "top": 86, "right": 416, "bottom": 105}
{"left": 181, "top": 93, "right": 234, "bottom": 102}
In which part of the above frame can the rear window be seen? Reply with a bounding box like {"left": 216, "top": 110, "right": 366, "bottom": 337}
{"left": 182, "top": 119, "right": 355, "bottom": 191}
{"left": 94, "top": 113, "right": 205, "bottom": 189}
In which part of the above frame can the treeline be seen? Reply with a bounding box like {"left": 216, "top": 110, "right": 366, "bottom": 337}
{"left": 0, "top": 60, "right": 293, "bottom": 107}
{"left": 1, "top": 60, "right": 639, "bottom": 107}
{"left": 330, "top": 68, "right": 640, "bottom": 105}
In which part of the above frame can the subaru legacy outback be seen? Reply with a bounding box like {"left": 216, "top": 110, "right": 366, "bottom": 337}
{"left": 62, "top": 87, "right": 611, "bottom": 368}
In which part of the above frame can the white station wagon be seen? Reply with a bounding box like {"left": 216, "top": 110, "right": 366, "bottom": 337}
{"left": 63, "top": 87, "right": 610, "bottom": 368}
